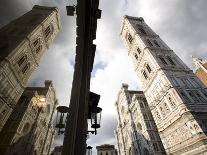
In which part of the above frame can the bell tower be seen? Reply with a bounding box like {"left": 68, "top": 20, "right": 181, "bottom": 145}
{"left": 0, "top": 5, "right": 61, "bottom": 131}
{"left": 120, "top": 15, "right": 207, "bottom": 154}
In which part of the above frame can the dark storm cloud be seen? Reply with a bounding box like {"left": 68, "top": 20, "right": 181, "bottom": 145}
{"left": 0, "top": 0, "right": 33, "bottom": 27}
{"left": 133, "top": 0, "right": 207, "bottom": 68}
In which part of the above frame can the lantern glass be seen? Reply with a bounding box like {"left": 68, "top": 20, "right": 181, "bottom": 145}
{"left": 55, "top": 106, "right": 69, "bottom": 134}
{"left": 86, "top": 146, "right": 93, "bottom": 155}
{"left": 91, "top": 107, "right": 102, "bottom": 129}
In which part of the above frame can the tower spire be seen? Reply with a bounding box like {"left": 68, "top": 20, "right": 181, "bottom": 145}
{"left": 192, "top": 55, "right": 207, "bottom": 73}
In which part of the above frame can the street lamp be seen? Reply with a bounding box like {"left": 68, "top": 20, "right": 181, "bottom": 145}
{"left": 88, "top": 106, "right": 102, "bottom": 135}
{"left": 32, "top": 94, "right": 46, "bottom": 108}
{"left": 55, "top": 106, "right": 69, "bottom": 135}
{"left": 86, "top": 146, "right": 93, "bottom": 155}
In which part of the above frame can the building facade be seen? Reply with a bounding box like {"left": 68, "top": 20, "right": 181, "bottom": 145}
{"left": 96, "top": 144, "right": 117, "bottom": 155}
{"left": 193, "top": 56, "right": 207, "bottom": 86}
{"left": 120, "top": 15, "right": 207, "bottom": 154}
{"left": 115, "top": 84, "right": 165, "bottom": 155}
{"left": 0, "top": 80, "right": 57, "bottom": 155}
{"left": 0, "top": 5, "right": 61, "bottom": 131}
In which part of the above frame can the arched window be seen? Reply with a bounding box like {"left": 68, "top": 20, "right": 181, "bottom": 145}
{"left": 153, "top": 40, "right": 160, "bottom": 47}
{"left": 33, "top": 38, "right": 40, "bottom": 47}
{"left": 168, "top": 96, "right": 176, "bottom": 107}
{"left": 137, "top": 122, "right": 142, "bottom": 131}
{"left": 137, "top": 48, "right": 141, "bottom": 54}
{"left": 17, "top": 55, "right": 27, "bottom": 67}
{"left": 159, "top": 57, "right": 167, "bottom": 65}
{"left": 23, "top": 122, "right": 30, "bottom": 133}
{"left": 146, "top": 64, "right": 151, "bottom": 73}
{"left": 146, "top": 39, "right": 153, "bottom": 46}
{"left": 36, "top": 45, "right": 42, "bottom": 53}
{"left": 127, "top": 33, "right": 133, "bottom": 44}
{"left": 142, "top": 70, "right": 148, "bottom": 79}
{"left": 106, "top": 153, "right": 108, "bottom": 155}
{"left": 167, "top": 56, "right": 175, "bottom": 65}
{"left": 134, "top": 53, "right": 138, "bottom": 60}
{"left": 143, "top": 148, "right": 150, "bottom": 155}
{"left": 138, "top": 27, "right": 147, "bottom": 34}
{"left": 44, "top": 25, "right": 53, "bottom": 38}
{"left": 22, "top": 63, "right": 30, "bottom": 74}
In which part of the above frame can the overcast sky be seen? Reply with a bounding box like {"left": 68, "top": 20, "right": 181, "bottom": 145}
{"left": 1, "top": 0, "right": 207, "bottom": 153}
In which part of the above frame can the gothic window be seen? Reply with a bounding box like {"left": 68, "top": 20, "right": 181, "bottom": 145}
{"left": 194, "top": 91, "right": 205, "bottom": 102}
{"left": 188, "top": 91, "right": 199, "bottom": 102}
{"left": 153, "top": 143, "right": 159, "bottom": 151}
{"left": 164, "top": 102, "right": 170, "bottom": 112}
{"left": 143, "top": 113, "right": 148, "bottom": 119}
{"left": 17, "top": 55, "right": 27, "bottom": 67}
{"left": 159, "top": 57, "right": 168, "bottom": 65}
{"left": 138, "top": 27, "right": 147, "bottom": 34}
{"left": 145, "top": 122, "right": 151, "bottom": 129}
{"left": 167, "top": 56, "right": 175, "bottom": 65}
{"left": 22, "top": 122, "right": 30, "bottom": 133}
{"left": 134, "top": 53, "right": 138, "bottom": 60}
{"left": 160, "top": 106, "right": 165, "bottom": 116}
{"left": 33, "top": 38, "right": 40, "bottom": 47}
{"left": 143, "top": 148, "right": 150, "bottom": 155}
{"left": 127, "top": 33, "right": 133, "bottom": 44}
{"left": 137, "top": 48, "right": 141, "bottom": 54}
{"left": 190, "top": 78, "right": 199, "bottom": 87}
{"left": 147, "top": 39, "right": 153, "bottom": 46}
{"left": 146, "top": 64, "right": 152, "bottom": 73}
{"left": 149, "top": 132, "right": 155, "bottom": 140}
{"left": 143, "top": 70, "right": 148, "bottom": 79}
{"left": 168, "top": 96, "right": 176, "bottom": 107}
{"left": 180, "top": 90, "right": 190, "bottom": 102}
{"left": 171, "top": 77, "right": 179, "bottom": 86}
{"left": 21, "top": 63, "right": 30, "bottom": 74}
{"left": 137, "top": 122, "right": 142, "bottom": 131}
{"left": 140, "top": 102, "right": 144, "bottom": 108}
{"left": 36, "top": 45, "right": 42, "bottom": 53}
{"left": 155, "top": 110, "right": 161, "bottom": 120}
{"left": 44, "top": 25, "right": 53, "bottom": 38}
{"left": 153, "top": 40, "right": 160, "bottom": 47}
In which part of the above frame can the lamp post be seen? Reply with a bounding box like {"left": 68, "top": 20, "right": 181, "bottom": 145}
{"left": 89, "top": 107, "right": 102, "bottom": 135}
{"left": 55, "top": 106, "right": 69, "bottom": 135}
{"left": 86, "top": 145, "right": 93, "bottom": 155}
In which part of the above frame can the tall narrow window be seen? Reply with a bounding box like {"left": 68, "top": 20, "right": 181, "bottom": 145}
{"left": 147, "top": 39, "right": 153, "bottom": 46}
{"left": 188, "top": 91, "right": 199, "bottom": 102}
{"left": 137, "top": 48, "right": 141, "bottom": 54}
{"left": 36, "top": 45, "right": 42, "bottom": 53}
{"left": 22, "top": 63, "right": 30, "bottom": 74}
{"left": 194, "top": 91, "right": 206, "bottom": 102}
{"left": 146, "top": 64, "right": 152, "bottom": 73}
{"left": 134, "top": 53, "right": 138, "bottom": 60}
{"left": 138, "top": 28, "right": 147, "bottom": 34}
{"left": 167, "top": 56, "right": 175, "bottom": 65}
{"left": 45, "top": 25, "right": 52, "bottom": 38}
{"left": 33, "top": 39, "right": 40, "bottom": 47}
{"left": 168, "top": 96, "right": 176, "bottom": 107}
{"left": 143, "top": 71, "right": 148, "bottom": 79}
{"left": 153, "top": 143, "right": 159, "bottom": 151}
{"left": 159, "top": 57, "right": 168, "bottom": 65}
{"left": 153, "top": 40, "right": 160, "bottom": 47}
{"left": 145, "top": 122, "right": 151, "bottom": 129}
{"left": 127, "top": 33, "right": 133, "bottom": 44}
{"left": 17, "top": 55, "right": 27, "bottom": 67}
{"left": 180, "top": 90, "right": 190, "bottom": 102}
